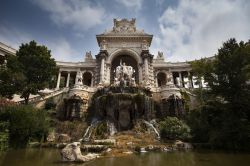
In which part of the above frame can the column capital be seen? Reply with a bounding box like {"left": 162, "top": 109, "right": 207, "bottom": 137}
{"left": 96, "top": 50, "right": 108, "bottom": 59}
{"left": 141, "top": 51, "right": 153, "bottom": 59}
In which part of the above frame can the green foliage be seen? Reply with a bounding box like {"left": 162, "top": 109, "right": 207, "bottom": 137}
{"left": 0, "top": 55, "right": 25, "bottom": 99}
{"left": 93, "top": 122, "right": 108, "bottom": 139}
{"left": 187, "top": 100, "right": 250, "bottom": 150}
{"left": 206, "top": 38, "right": 250, "bottom": 106}
{"left": 44, "top": 98, "right": 56, "bottom": 110}
{"left": 159, "top": 117, "right": 191, "bottom": 141}
{"left": 0, "top": 41, "right": 58, "bottom": 104}
{"left": 0, "top": 97, "right": 15, "bottom": 108}
{"left": 190, "top": 58, "right": 212, "bottom": 88}
{"left": 0, "top": 105, "right": 50, "bottom": 148}
{"left": 180, "top": 90, "right": 191, "bottom": 112}
{"left": 190, "top": 58, "right": 213, "bottom": 104}
{"left": 0, "top": 121, "right": 9, "bottom": 151}
{"left": 55, "top": 121, "right": 87, "bottom": 141}
{"left": 187, "top": 38, "right": 250, "bottom": 150}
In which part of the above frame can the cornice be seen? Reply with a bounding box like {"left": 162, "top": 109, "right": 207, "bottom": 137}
{"left": 0, "top": 42, "right": 17, "bottom": 56}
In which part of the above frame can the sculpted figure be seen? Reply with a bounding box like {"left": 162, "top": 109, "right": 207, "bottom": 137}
{"left": 113, "top": 59, "right": 135, "bottom": 86}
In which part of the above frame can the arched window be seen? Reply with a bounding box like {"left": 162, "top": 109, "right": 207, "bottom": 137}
{"left": 157, "top": 72, "right": 166, "bottom": 87}
{"left": 82, "top": 72, "right": 92, "bottom": 86}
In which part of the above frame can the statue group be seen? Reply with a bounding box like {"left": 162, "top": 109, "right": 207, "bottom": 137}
{"left": 114, "top": 60, "right": 136, "bottom": 86}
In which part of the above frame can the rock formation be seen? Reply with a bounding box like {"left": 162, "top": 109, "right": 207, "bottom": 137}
{"left": 61, "top": 142, "right": 99, "bottom": 162}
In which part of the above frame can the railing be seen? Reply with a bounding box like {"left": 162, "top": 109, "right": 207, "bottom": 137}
{"left": 16, "top": 88, "right": 69, "bottom": 105}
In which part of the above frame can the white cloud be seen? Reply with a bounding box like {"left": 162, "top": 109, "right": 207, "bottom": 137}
{"left": 0, "top": 26, "right": 32, "bottom": 49}
{"left": 154, "top": 0, "right": 250, "bottom": 62}
{"left": 33, "top": 0, "right": 107, "bottom": 31}
{"left": 115, "top": 0, "right": 143, "bottom": 10}
{"left": 0, "top": 25, "right": 80, "bottom": 62}
{"left": 48, "top": 38, "right": 80, "bottom": 62}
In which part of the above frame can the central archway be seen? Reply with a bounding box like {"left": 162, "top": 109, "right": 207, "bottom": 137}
{"left": 107, "top": 49, "right": 142, "bottom": 85}
{"left": 110, "top": 54, "right": 139, "bottom": 84}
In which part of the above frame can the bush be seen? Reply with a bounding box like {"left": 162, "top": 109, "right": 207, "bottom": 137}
{"left": 44, "top": 98, "right": 56, "bottom": 110}
{"left": 0, "top": 121, "right": 9, "bottom": 151}
{"left": 55, "top": 121, "right": 87, "bottom": 141}
{"left": 186, "top": 100, "right": 250, "bottom": 150}
{"left": 159, "top": 117, "right": 191, "bottom": 141}
{"left": 0, "top": 97, "right": 15, "bottom": 109}
{"left": 0, "top": 105, "right": 50, "bottom": 148}
{"left": 93, "top": 122, "right": 108, "bottom": 139}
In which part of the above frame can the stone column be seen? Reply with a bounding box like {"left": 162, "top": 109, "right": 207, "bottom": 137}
{"left": 75, "top": 71, "right": 78, "bottom": 85}
{"left": 91, "top": 74, "right": 94, "bottom": 87}
{"left": 66, "top": 72, "right": 70, "bottom": 88}
{"left": 144, "top": 58, "right": 149, "bottom": 81}
{"left": 106, "top": 64, "right": 110, "bottom": 84}
{"left": 155, "top": 73, "right": 159, "bottom": 87}
{"left": 100, "top": 57, "right": 105, "bottom": 83}
{"left": 178, "top": 72, "right": 183, "bottom": 87}
{"left": 56, "top": 71, "right": 61, "bottom": 89}
{"left": 165, "top": 71, "right": 168, "bottom": 85}
{"left": 75, "top": 70, "right": 83, "bottom": 87}
{"left": 188, "top": 72, "right": 193, "bottom": 88}
{"left": 171, "top": 72, "right": 174, "bottom": 84}
{"left": 138, "top": 64, "right": 143, "bottom": 84}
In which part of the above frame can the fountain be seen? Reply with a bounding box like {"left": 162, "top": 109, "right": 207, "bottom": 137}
{"left": 107, "top": 121, "right": 117, "bottom": 136}
{"left": 83, "top": 121, "right": 100, "bottom": 142}
{"left": 160, "top": 94, "right": 185, "bottom": 117}
{"left": 143, "top": 120, "right": 160, "bottom": 139}
{"left": 82, "top": 61, "right": 158, "bottom": 139}
{"left": 58, "top": 94, "right": 86, "bottom": 120}
{"left": 81, "top": 61, "right": 184, "bottom": 140}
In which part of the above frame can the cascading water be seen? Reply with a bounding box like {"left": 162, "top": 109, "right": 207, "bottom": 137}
{"left": 107, "top": 121, "right": 117, "bottom": 136}
{"left": 87, "top": 86, "right": 156, "bottom": 132}
{"left": 143, "top": 120, "right": 160, "bottom": 139}
{"left": 83, "top": 121, "right": 100, "bottom": 142}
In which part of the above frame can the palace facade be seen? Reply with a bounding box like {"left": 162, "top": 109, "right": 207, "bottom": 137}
{"left": 55, "top": 19, "right": 195, "bottom": 100}
{"left": 0, "top": 19, "right": 199, "bottom": 103}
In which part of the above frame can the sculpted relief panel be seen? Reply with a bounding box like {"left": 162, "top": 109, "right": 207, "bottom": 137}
{"left": 113, "top": 18, "right": 136, "bottom": 33}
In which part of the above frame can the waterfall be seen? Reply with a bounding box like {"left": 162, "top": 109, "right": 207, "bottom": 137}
{"left": 83, "top": 121, "right": 100, "bottom": 142}
{"left": 143, "top": 120, "right": 160, "bottom": 139}
{"left": 107, "top": 121, "right": 117, "bottom": 136}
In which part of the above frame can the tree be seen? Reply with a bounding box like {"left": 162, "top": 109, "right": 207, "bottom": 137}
{"left": 0, "top": 105, "right": 50, "bottom": 148}
{"left": 206, "top": 38, "right": 250, "bottom": 117}
{"left": 190, "top": 58, "right": 213, "bottom": 104}
{"left": 191, "top": 58, "right": 208, "bottom": 88}
{"left": 0, "top": 55, "right": 24, "bottom": 99}
{"left": 0, "top": 41, "right": 57, "bottom": 104}
{"left": 187, "top": 38, "right": 250, "bottom": 150}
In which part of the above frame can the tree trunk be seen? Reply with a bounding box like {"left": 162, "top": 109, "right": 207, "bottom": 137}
{"left": 24, "top": 93, "right": 30, "bottom": 105}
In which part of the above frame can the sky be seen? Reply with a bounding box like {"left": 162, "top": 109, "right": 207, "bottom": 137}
{"left": 0, "top": 0, "right": 250, "bottom": 62}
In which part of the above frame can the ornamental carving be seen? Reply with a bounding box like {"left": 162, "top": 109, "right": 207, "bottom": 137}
{"left": 113, "top": 18, "right": 136, "bottom": 33}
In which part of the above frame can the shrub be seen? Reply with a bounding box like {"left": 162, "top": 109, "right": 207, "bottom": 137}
{"left": 186, "top": 100, "right": 250, "bottom": 150}
{"left": 44, "top": 98, "right": 56, "bottom": 110}
{"left": 93, "top": 122, "right": 108, "bottom": 139}
{"left": 55, "top": 121, "right": 87, "bottom": 141}
{"left": 0, "top": 97, "right": 15, "bottom": 110}
{"left": 0, "top": 121, "right": 9, "bottom": 151}
{"left": 0, "top": 105, "right": 50, "bottom": 148}
{"left": 159, "top": 117, "right": 191, "bottom": 141}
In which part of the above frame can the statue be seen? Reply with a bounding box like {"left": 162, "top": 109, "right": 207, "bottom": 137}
{"left": 142, "top": 40, "right": 149, "bottom": 50}
{"left": 100, "top": 40, "right": 107, "bottom": 50}
{"left": 75, "top": 71, "right": 83, "bottom": 88}
{"left": 113, "top": 59, "right": 135, "bottom": 86}
{"left": 157, "top": 51, "right": 164, "bottom": 58}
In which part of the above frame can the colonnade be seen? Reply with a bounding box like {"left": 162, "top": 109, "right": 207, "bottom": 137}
{"left": 56, "top": 70, "right": 93, "bottom": 89}
{"left": 156, "top": 71, "right": 196, "bottom": 88}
